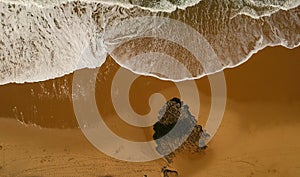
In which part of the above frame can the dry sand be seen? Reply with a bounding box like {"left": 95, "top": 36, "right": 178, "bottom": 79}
{"left": 0, "top": 46, "right": 300, "bottom": 176}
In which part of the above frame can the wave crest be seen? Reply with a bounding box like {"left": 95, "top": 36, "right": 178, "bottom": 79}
{"left": 0, "top": 0, "right": 299, "bottom": 84}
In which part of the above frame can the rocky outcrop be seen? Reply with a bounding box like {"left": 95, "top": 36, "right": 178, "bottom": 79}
{"left": 153, "top": 98, "right": 208, "bottom": 163}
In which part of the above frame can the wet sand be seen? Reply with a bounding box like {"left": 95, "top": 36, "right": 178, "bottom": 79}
{"left": 0, "top": 46, "right": 300, "bottom": 176}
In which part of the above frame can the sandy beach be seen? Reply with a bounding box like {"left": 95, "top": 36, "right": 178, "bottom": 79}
{"left": 0, "top": 46, "right": 300, "bottom": 176}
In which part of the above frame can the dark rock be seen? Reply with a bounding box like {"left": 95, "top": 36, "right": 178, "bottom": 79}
{"left": 162, "top": 166, "right": 178, "bottom": 177}
{"left": 153, "top": 98, "right": 207, "bottom": 163}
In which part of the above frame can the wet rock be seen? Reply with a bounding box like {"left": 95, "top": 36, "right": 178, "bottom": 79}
{"left": 162, "top": 166, "right": 178, "bottom": 177}
{"left": 153, "top": 98, "right": 207, "bottom": 163}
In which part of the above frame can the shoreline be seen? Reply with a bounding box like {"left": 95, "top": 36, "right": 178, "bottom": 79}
{"left": 1, "top": 98, "right": 300, "bottom": 176}
{"left": 0, "top": 45, "right": 299, "bottom": 176}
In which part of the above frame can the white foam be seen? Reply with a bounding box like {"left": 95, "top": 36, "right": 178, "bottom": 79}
{"left": 0, "top": 0, "right": 203, "bottom": 12}
{"left": 0, "top": 0, "right": 299, "bottom": 84}
{"left": 231, "top": 0, "right": 300, "bottom": 19}
{"left": 1, "top": 0, "right": 298, "bottom": 15}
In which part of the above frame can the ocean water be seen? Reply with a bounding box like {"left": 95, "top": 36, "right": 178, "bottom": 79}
{"left": 0, "top": 1, "right": 300, "bottom": 165}
{"left": 0, "top": 0, "right": 299, "bottom": 84}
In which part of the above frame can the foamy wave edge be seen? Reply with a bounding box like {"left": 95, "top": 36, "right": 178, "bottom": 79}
{"left": 0, "top": 0, "right": 299, "bottom": 85}
{"left": 1, "top": 0, "right": 300, "bottom": 16}
{"left": 112, "top": 40, "right": 300, "bottom": 83}
{"left": 0, "top": 0, "right": 202, "bottom": 12}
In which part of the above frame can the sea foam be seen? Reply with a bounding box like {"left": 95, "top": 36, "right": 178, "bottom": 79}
{"left": 0, "top": 0, "right": 299, "bottom": 84}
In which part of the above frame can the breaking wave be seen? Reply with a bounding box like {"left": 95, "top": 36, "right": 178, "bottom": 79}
{"left": 0, "top": 0, "right": 299, "bottom": 84}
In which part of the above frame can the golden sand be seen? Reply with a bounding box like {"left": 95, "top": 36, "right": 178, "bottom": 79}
{"left": 0, "top": 46, "right": 300, "bottom": 176}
